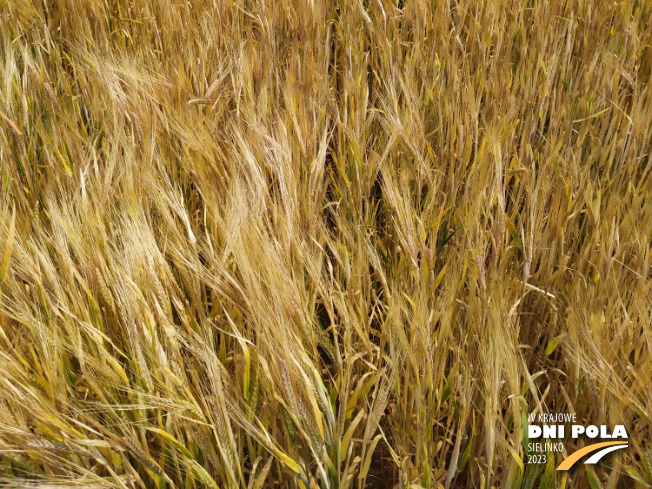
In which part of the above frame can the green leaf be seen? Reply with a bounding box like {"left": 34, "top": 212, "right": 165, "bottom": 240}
{"left": 147, "top": 427, "right": 193, "bottom": 459}
{"left": 545, "top": 334, "right": 565, "bottom": 356}
{"left": 272, "top": 448, "right": 302, "bottom": 475}
{"left": 585, "top": 465, "right": 604, "bottom": 489}
{"left": 538, "top": 452, "right": 556, "bottom": 489}
{"left": 459, "top": 412, "right": 475, "bottom": 471}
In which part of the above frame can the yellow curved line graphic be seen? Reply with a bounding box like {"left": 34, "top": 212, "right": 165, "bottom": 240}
{"left": 556, "top": 442, "right": 628, "bottom": 470}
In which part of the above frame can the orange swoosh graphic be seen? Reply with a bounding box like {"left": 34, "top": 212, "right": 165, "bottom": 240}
{"left": 556, "top": 441, "right": 628, "bottom": 470}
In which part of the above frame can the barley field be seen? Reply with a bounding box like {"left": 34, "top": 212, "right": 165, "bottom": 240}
{"left": 1, "top": 0, "right": 651, "bottom": 488}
